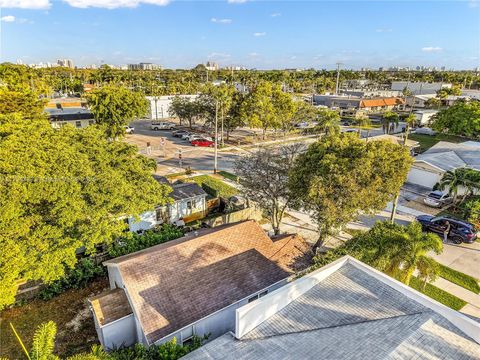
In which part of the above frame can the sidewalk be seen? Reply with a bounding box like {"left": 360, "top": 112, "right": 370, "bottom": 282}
{"left": 431, "top": 277, "right": 480, "bottom": 318}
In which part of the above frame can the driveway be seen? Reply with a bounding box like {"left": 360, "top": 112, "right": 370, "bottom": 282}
{"left": 429, "top": 241, "right": 480, "bottom": 279}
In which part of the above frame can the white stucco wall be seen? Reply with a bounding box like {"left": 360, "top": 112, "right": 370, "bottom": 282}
{"left": 101, "top": 314, "right": 137, "bottom": 350}
{"left": 128, "top": 211, "right": 159, "bottom": 233}
{"left": 407, "top": 168, "right": 443, "bottom": 189}
{"left": 170, "top": 196, "right": 206, "bottom": 223}
{"left": 154, "top": 280, "right": 288, "bottom": 346}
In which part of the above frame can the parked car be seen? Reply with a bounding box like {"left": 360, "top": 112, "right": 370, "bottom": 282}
{"left": 423, "top": 191, "right": 453, "bottom": 208}
{"left": 191, "top": 138, "right": 215, "bottom": 147}
{"left": 124, "top": 125, "right": 134, "bottom": 134}
{"left": 416, "top": 215, "right": 478, "bottom": 244}
{"left": 151, "top": 121, "right": 176, "bottom": 131}
{"left": 172, "top": 130, "right": 189, "bottom": 137}
{"left": 181, "top": 132, "right": 193, "bottom": 140}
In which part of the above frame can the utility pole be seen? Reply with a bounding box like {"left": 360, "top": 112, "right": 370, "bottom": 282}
{"left": 335, "top": 62, "right": 342, "bottom": 95}
{"left": 221, "top": 106, "right": 224, "bottom": 147}
{"left": 214, "top": 101, "right": 218, "bottom": 174}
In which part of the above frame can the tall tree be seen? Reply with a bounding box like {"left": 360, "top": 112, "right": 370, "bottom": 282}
{"left": 315, "top": 108, "right": 341, "bottom": 135}
{"left": 86, "top": 85, "right": 148, "bottom": 138}
{"left": 235, "top": 144, "right": 303, "bottom": 235}
{"left": 0, "top": 114, "right": 171, "bottom": 309}
{"left": 289, "top": 133, "right": 412, "bottom": 249}
{"left": 437, "top": 168, "right": 480, "bottom": 205}
{"left": 431, "top": 101, "right": 480, "bottom": 138}
{"left": 168, "top": 95, "right": 201, "bottom": 128}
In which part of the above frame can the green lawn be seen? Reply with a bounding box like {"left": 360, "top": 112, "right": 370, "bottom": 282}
{"left": 187, "top": 175, "right": 238, "bottom": 198}
{"left": 408, "top": 133, "right": 466, "bottom": 153}
{"left": 409, "top": 276, "right": 467, "bottom": 310}
{"left": 435, "top": 261, "right": 480, "bottom": 294}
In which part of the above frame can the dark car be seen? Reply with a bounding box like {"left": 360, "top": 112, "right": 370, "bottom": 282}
{"left": 172, "top": 130, "right": 189, "bottom": 138}
{"left": 416, "top": 215, "right": 478, "bottom": 244}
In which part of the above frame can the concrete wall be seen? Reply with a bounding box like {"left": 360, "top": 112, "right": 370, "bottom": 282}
{"left": 154, "top": 280, "right": 288, "bottom": 346}
{"left": 407, "top": 168, "right": 443, "bottom": 189}
{"left": 170, "top": 196, "right": 206, "bottom": 223}
{"left": 147, "top": 95, "right": 198, "bottom": 120}
{"left": 128, "top": 211, "right": 159, "bottom": 233}
{"left": 202, "top": 207, "right": 263, "bottom": 228}
{"left": 51, "top": 119, "right": 93, "bottom": 129}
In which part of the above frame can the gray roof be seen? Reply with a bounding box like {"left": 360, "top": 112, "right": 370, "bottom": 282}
{"left": 170, "top": 182, "right": 207, "bottom": 201}
{"left": 186, "top": 263, "right": 480, "bottom": 360}
{"left": 416, "top": 141, "right": 480, "bottom": 172}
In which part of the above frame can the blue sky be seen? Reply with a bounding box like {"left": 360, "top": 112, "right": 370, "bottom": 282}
{"left": 1, "top": 0, "right": 479, "bottom": 69}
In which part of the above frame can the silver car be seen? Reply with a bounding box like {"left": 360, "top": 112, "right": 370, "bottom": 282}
{"left": 423, "top": 191, "right": 453, "bottom": 208}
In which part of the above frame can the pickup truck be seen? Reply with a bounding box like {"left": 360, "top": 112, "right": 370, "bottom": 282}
{"left": 151, "top": 121, "right": 176, "bottom": 130}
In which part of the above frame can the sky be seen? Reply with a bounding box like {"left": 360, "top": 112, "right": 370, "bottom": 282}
{"left": 0, "top": 0, "right": 479, "bottom": 70}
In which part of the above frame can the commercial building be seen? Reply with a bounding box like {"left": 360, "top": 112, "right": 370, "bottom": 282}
{"left": 146, "top": 95, "right": 198, "bottom": 120}
{"left": 56, "top": 59, "right": 74, "bottom": 69}
{"left": 89, "top": 221, "right": 311, "bottom": 350}
{"left": 45, "top": 99, "right": 94, "bottom": 129}
{"left": 205, "top": 61, "right": 219, "bottom": 71}
{"left": 186, "top": 256, "right": 480, "bottom": 359}
{"left": 127, "top": 63, "right": 161, "bottom": 71}
{"left": 391, "top": 81, "right": 452, "bottom": 95}
{"left": 313, "top": 94, "right": 404, "bottom": 112}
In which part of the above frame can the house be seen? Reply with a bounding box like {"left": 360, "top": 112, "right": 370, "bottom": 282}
{"left": 414, "top": 109, "right": 439, "bottom": 126}
{"left": 46, "top": 107, "right": 95, "bottom": 129}
{"left": 406, "top": 94, "right": 437, "bottom": 108}
{"left": 359, "top": 97, "right": 405, "bottom": 112}
{"left": 128, "top": 181, "right": 208, "bottom": 232}
{"left": 313, "top": 95, "right": 404, "bottom": 112}
{"left": 406, "top": 141, "right": 480, "bottom": 189}
{"left": 185, "top": 256, "right": 480, "bottom": 359}
{"left": 89, "top": 221, "right": 312, "bottom": 350}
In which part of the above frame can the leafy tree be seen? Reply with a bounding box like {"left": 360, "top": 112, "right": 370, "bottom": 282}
{"left": 235, "top": 144, "right": 303, "bottom": 235}
{"left": 403, "top": 113, "right": 417, "bottom": 145}
{"left": 460, "top": 195, "right": 480, "bottom": 226}
{"left": 271, "top": 86, "right": 297, "bottom": 136}
{"left": 0, "top": 87, "right": 47, "bottom": 119}
{"left": 436, "top": 168, "right": 480, "bottom": 205}
{"left": 431, "top": 101, "right": 480, "bottom": 138}
{"left": 425, "top": 97, "right": 441, "bottom": 109}
{"left": 168, "top": 95, "right": 201, "bottom": 128}
{"left": 86, "top": 85, "right": 148, "bottom": 138}
{"left": 381, "top": 111, "right": 399, "bottom": 134}
{"left": 0, "top": 114, "right": 171, "bottom": 309}
{"left": 289, "top": 133, "right": 412, "bottom": 249}
{"left": 315, "top": 221, "right": 442, "bottom": 287}
{"left": 225, "top": 92, "right": 246, "bottom": 140}
{"left": 314, "top": 108, "right": 341, "bottom": 135}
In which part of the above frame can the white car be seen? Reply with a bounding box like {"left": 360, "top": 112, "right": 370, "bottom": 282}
{"left": 151, "top": 121, "right": 175, "bottom": 131}
{"left": 124, "top": 125, "right": 134, "bottom": 134}
{"left": 186, "top": 134, "right": 213, "bottom": 142}
{"left": 423, "top": 191, "right": 453, "bottom": 208}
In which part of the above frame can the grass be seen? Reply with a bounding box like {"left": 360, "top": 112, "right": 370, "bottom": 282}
{"left": 165, "top": 172, "right": 186, "bottom": 179}
{"left": 343, "top": 228, "right": 366, "bottom": 238}
{"left": 408, "top": 133, "right": 466, "bottom": 153}
{"left": 187, "top": 175, "right": 238, "bottom": 198}
{"left": 435, "top": 261, "right": 480, "bottom": 294}
{"left": 218, "top": 171, "right": 239, "bottom": 182}
{"left": 409, "top": 276, "right": 467, "bottom": 310}
{"left": 0, "top": 277, "right": 108, "bottom": 359}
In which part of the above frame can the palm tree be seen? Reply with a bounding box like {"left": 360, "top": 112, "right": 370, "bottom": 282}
{"left": 403, "top": 113, "right": 417, "bottom": 145}
{"left": 416, "top": 256, "right": 440, "bottom": 290}
{"left": 354, "top": 115, "right": 372, "bottom": 138}
{"left": 381, "top": 111, "right": 399, "bottom": 134}
{"left": 437, "top": 168, "right": 478, "bottom": 205}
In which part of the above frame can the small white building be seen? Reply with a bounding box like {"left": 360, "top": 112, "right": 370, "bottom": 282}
{"left": 146, "top": 95, "right": 199, "bottom": 121}
{"left": 406, "top": 94, "right": 437, "bottom": 108}
{"left": 414, "top": 109, "right": 439, "bottom": 126}
{"left": 89, "top": 221, "right": 311, "bottom": 350}
{"left": 391, "top": 81, "right": 452, "bottom": 95}
{"left": 46, "top": 107, "right": 95, "bottom": 129}
{"left": 128, "top": 182, "right": 207, "bottom": 232}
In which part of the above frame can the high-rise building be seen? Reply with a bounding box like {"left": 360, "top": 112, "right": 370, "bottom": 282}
{"left": 127, "top": 63, "right": 161, "bottom": 70}
{"left": 57, "top": 59, "right": 74, "bottom": 69}
{"left": 205, "top": 61, "right": 219, "bottom": 71}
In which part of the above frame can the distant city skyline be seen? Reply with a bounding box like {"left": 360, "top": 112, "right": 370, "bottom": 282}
{"left": 1, "top": 0, "right": 479, "bottom": 70}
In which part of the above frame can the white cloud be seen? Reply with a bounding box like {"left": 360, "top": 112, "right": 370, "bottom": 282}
{"left": 468, "top": 0, "right": 478, "bottom": 8}
{"left": 0, "top": 0, "right": 50, "bottom": 8}
{"left": 211, "top": 17, "right": 232, "bottom": 24}
{"left": 422, "top": 46, "right": 443, "bottom": 52}
{"left": 208, "top": 52, "right": 231, "bottom": 59}
{"left": 249, "top": 52, "right": 259, "bottom": 57}
{"left": 376, "top": 28, "right": 392, "bottom": 33}
{"left": 1, "top": 15, "right": 15, "bottom": 22}
{"left": 253, "top": 32, "right": 266, "bottom": 37}
{"left": 270, "top": 12, "right": 281, "bottom": 17}
{"left": 227, "top": 0, "right": 247, "bottom": 3}
{"left": 62, "top": 0, "right": 169, "bottom": 9}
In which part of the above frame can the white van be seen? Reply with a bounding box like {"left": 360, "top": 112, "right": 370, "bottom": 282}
{"left": 151, "top": 121, "right": 176, "bottom": 130}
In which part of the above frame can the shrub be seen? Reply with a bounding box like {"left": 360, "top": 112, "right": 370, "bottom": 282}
{"left": 188, "top": 175, "right": 238, "bottom": 199}
{"left": 107, "top": 224, "right": 184, "bottom": 258}
{"left": 201, "top": 183, "right": 219, "bottom": 198}
{"left": 39, "top": 258, "right": 105, "bottom": 300}
{"left": 460, "top": 196, "right": 480, "bottom": 227}
{"left": 108, "top": 335, "right": 208, "bottom": 360}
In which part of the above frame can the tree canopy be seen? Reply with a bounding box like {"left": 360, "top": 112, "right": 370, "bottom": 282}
{"left": 86, "top": 85, "right": 148, "bottom": 137}
{"left": 0, "top": 112, "right": 171, "bottom": 309}
{"left": 289, "top": 133, "right": 413, "bottom": 248}
{"left": 431, "top": 101, "right": 480, "bottom": 138}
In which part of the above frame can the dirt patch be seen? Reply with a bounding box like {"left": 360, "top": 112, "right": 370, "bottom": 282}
{"left": 0, "top": 277, "right": 108, "bottom": 359}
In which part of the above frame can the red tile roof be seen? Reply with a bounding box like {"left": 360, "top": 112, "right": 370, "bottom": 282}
{"left": 104, "top": 220, "right": 311, "bottom": 343}
{"left": 360, "top": 97, "right": 405, "bottom": 108}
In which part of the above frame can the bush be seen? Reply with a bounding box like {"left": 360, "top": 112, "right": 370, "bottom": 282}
{"left": 107, "top": 224, "right": 184, "bottom": 258}
{"left": 218, "top": 171, "right": 239, "bottom": 182}
{"left": 436, "top": 262, "right": 480, "bottom": 294}
{"left": 201, "top": 183, "right": 219, "bottom": 198}
{"left": 188, "top": 175, "right": 238, "bottom": 198}
{"left": 39, "top": 258, "right": 105, "bottom": 300}
{"left": 409, "top": 277, "right": 467, "bottom": 310}
{"left": 108, "top": 335, "right": 207, "bottom": 360}
{"left": 460, "top": 196, "right": 480, "bottom": 227}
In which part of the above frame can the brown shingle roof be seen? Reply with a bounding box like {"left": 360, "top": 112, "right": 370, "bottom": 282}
{"left": 89, "top": 288, "right": 132, "bottom": 326}
{"left": 105, "top": 220, "right": 311, "bottom": 344}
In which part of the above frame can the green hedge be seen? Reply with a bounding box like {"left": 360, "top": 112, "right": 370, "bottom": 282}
{"left": 218, "top": 171, "right": 239, "bottom": 182}
{"left": 188, "top": 175, "right": 238, "bottom": 198}
{"left": 409, "top": 276, "right": 467, "bottom": 310}
{"left": 436, "top": 262, "right": 480, "bottom": 294}
{"left": 201, "top": 182, "right": 219, "bottom": 198}
{"left": 108, "top": 224, "right": 184, "bottom": 258}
